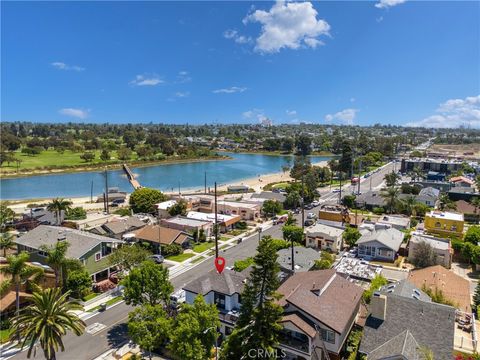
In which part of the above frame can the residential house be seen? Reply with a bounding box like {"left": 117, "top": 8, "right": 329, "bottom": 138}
{"left": 354, "top": 191, "right": 386, "bottom": 210}
{"left": 15, "top": 225, "right": 124, "bottom": 282}
{"left": 186, "top": 211, "right": 240, "bottom": 232}
{"left": 408, "top": 232, "right": 452, "bottom": 268}
{"left": 450, "top": 176, "right": 475, "bottom": 188}
{"left": 359, "top": 291, "right": 455, "bottom": 359}
{"left": 305, "top": 223, "right": 344, "bottom": 253}
{"left": 15, "top": 207, "right": 65, "bottom": 231}
{"left": 250, "top": 191, "right": 287, "bottom": 204}
{"left": 90, "top": 216, "right": 146, "bottom": 239}
{"left": 357, "top": 226, "right": 404, "bottom": 262}
{"left": 133, "top": 225, "right": 193, "bottom": 253}
{"left": 408, "top": 265, "right": 471, "bottom": 313}
{"left": 424, "top": 211, "right": 464, "bottom": 238}
{"left": 160, "top": 216, "right": 212, "bottom": 238}
{"left": 376, "top": 215, "right": 410, "bottom": 231}
{"left": 448, "top": 187, "right": 480, "bottom": 202}
{"left": 416, "top": 186, "right": 440, "bottom": 207}
{"left": 217, "top": 200, "right": 261, "bottom": 221}
{"left": 156, "top": 200, "right": 178, "bottom": 219}
{"left": 95, "top": 187, "right": 127, "bottom": 203}
{"left": 277, "top": 270, "right": 363, "bottom": 360}
{"left": 183, "top": 269, "right": 250, "bottom": 336}
{"left": 455, "top": 200, "right": 479, "bottom": 223}
{"left": 277, "top": 246, "right": 320, "bottom": 274}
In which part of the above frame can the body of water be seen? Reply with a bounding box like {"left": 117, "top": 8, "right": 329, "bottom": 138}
{"left": 0, "top": 153, "right": 333, "bottom": 200}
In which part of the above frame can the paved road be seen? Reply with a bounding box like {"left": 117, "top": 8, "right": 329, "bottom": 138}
{"left": 5, "top": 162, "right": 395, "bottom": 360}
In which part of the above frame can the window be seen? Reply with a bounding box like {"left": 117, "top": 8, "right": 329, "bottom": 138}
{"left": 95, "top": 252, "right": 102, "bottom": 262}
{"left": 451, "top": 224, "right": 457, "bottom": 231}
{"left": 435, "top": 222, "right": 441, "bottom": 228}
{"left": 320, "top": 328, "right": 335, "bottom": 343}
{"left": 214, "top": 292, "right": 226, "bottom": 310}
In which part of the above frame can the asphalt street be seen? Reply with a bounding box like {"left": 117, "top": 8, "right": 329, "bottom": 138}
{"left": 4, "top": 162, "right": 395, "bottom": 360}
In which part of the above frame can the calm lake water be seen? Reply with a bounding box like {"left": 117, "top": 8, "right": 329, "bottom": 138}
{"left": 0, "top": 153, "right": 333, "bottom": 200}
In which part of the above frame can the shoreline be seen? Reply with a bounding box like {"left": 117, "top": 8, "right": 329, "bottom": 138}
{"left": 0, "top": 155, "right": 231, "bottom": 180}
{"left": 4, "top": 160, "right": 329, "bottom": 209}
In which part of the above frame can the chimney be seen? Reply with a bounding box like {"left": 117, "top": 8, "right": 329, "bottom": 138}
{"left": 371, "top": 292, "right": 387, "bottom": 321}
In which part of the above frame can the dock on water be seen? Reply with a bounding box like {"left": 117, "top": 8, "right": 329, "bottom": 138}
{"left": 122, "top": 163, "right": 142, "bottom": 189}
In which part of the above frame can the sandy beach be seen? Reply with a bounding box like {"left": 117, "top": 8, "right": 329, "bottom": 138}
{"left": 7, "top": 160, "right": 329, "bottom": 213}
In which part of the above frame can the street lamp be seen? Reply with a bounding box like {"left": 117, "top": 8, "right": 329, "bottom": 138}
{"left": 203, "top": 326, "right": 219, "bottom": 360}
{"left": 257, "top": 226, "right": 262, "bottom": 242}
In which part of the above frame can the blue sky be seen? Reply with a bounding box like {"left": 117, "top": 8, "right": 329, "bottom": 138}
{"left": 2, "top": 1, "right": 479, "bottom": 128}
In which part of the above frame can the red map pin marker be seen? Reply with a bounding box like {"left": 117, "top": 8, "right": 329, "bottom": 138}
{"left": 215, "top": 257, "right": 226, "bottom": 274}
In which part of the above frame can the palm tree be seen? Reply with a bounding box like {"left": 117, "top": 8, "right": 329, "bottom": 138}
{"left": 438, "top": 193, "right": 456, "bottom": 211}
{"left": 40, "top": 241, "right": 69, "bottom": 288}
{"left": 381, "top": 186, "right": 400, "bottom": 214}
{"left": 401, "top": 195, "right": 418, "bottom": 217}
{"left": 11, "top": 288, "right": 85, "bottom": 360}
{"left": 0, "top": 252, "right": 44, "bottom": 317}
{"left": 0, "top": 232, "right": 15, "bottom": 257}
{"left": 46, "top": 198, "right": 72, "bottom": 225}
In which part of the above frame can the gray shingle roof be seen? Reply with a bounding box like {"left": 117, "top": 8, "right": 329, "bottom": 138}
{"left": 360, "top": 294, "right": 455, "bottom": 360}
{"left": 357, "top": 227, "right": 404, "bottom": 252}
{"left": 419, "top": 187, "right": 440, "bottom": 198}
{"left": 251, "top": 192, "right": 286, "bottom": 203}
{"left": 183, "top": 269, "right": 250, "bottom": 296}
{"left": 276, "top": 246, "right": 320, "bottom": 272}
{"left": 15, "top": 225, "right": 124, "bottom": 259}
{"left": 103, "top": 216, "right": 145, "bottom": 235}
{"left": 379, "top": 280, "right": 431, "bottom": 302}
{"left": 368, "top": 329, "right": 420, "bottom": 360}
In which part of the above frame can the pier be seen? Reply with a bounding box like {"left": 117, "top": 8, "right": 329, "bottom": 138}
{"left": 122, "top": 163, "right": 141, "bottom": 190}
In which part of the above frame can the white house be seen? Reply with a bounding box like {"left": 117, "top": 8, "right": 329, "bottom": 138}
{"left": 305, "top": 223, "right": 344, "bottom": 253}
{"left": 357, "top": 226, "right": 404, "bottom": 262}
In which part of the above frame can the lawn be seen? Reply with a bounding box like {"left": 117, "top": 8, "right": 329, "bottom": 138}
{"left": 219, "top": 236, "right": 231, "bottom": 242}
{"left": 0, "top": 328, "right": 11, "bottom": 343}
{"left": 166, "top": 253, "right": 195, "bottom": 262}
{"left": 87, "top": 296, "right": 124, "bottom": 312}
{"left": 82, "top": 292, "right": 101, "bottom": 302}
{"left": 193, "top": 242, "right": 215, "bottom": 253}
{"left": 191, "top": 256, "right": 207, "bottom": 264}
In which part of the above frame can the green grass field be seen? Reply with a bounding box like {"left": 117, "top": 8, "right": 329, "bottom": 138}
{"left": 193, "top": 242, "right": 215, "bottom": 253}
{"left": 166, "top": 253, "right": 195, "bottom": 262}
{"left": 0, "top": 328, "right": 11, "bottom": 343}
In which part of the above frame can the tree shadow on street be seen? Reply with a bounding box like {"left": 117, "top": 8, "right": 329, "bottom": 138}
{"left": 106, "top": 323, "right": 129, "bottom": 348}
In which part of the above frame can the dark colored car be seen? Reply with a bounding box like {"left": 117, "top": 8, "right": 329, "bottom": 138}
{"left": 149, "top": 254, "right": 165, "bottom": 264}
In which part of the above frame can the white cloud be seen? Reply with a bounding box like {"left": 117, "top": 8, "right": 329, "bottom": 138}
{"left": 58, "top": 108, "right": 89, "bottom": 119}
{"left": 176, "top": 71, "right": 191, "bottom": 83}
{"left": 175, "top": 91, "right": 190, "bottom": 98}
{"left": 242, "top": 108, "right": 266, "bottom": 122}
{"left": 130, "top": 74, "right": 164, "bottom": 86}
{"left": 286, "top": 110, "right": 297, "bottom": 116}
{"left": 350, "top": 97, "right": 356, "bottom": 103}
{"left": 223, "top": 29, "right": 252, "bottom": 44}
{"left": 51, "top": 62, "right": 85, "bottom": 72}
{"left": 325, "top": 108, "right": 358, "bottom": 125}
{"left": 213, "top": 86, "right": 247, "bottom": 94}
{"left": 375, "top": 0, "right": 407, "bottom": 9}
{"left": 406, "top": 95, "right": 480, "bottom": 128}
{"left": 243, "top": 1, "right": 330, "bottom": 53}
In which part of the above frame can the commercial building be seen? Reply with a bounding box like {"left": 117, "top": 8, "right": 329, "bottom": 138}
{"left": 424, "top": 211, "right": 464, "bottom": 237}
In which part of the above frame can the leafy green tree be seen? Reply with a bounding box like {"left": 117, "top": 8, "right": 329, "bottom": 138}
{"left": 40, "top": 240, "right": 70, "bottom": 288}
{"left": 438, "top": 193, "right": 456, "bottom": 211}
{"left": 313, "top": 252, "right": 335, "bottom": 270}
{"left": 220, "top": 236, "right": 283, "bottom": 359}
{"left": 11, "top": 288, "right": 85, "bottom": 360}
{"left": 464, "top": 226, "right": 480, "bottom": 244}
{"left": 65, "top": 207, "right": 87, "bottom": 220}
{"left": 411, "top": 241, "right": 437, "bottom": 268}
{"left": 363, "top": 274, "right": 388, "bottom": 304}
{"left": 129, "top": 187, "right": 168, "bottom": 214}
{"left": 262, "top": 200, "right": 283, "bottom": 217}
{"left": 79, "top": 152, "right": 95, "bottom": 162}
{"left": 473, "top": 281, "right": 480, "bottom": 314}
{"left": 46, "top": 197, "right": 72, "bottom": 225}
{"left": 66, "top": 270, "right": 92, "bottom": 299}
{"left": 295, "top": 134, "right": 312, "bottom": 156}
{"left": 117, "top": 146, "right": 132, "bottom": 161}
{"left": 100, "top": 149, "right": 110, "bottom": 161}
{"left": 162, "top": 243, "right": 183, "bottom": 257}
{"left": 169, "top": 295, "right": 220, "bottom": 360}
{"left": 128, "top": 304, "right": 172, "bottom": 359}
{"left": 0, "top": 203, "right": 15, "bottom": 229}
{"left": 384, "top": 171, "right": 400, "bottom": 187}
{"left": 0, "top": 253, "right": 44, "bottom": 318}
{"left": 168, "top": 199, "right": 188, "bottom": 217}
{"left": 122, "top": 260, "right": 173, "bottom": 306}
{"left": 0, "top": 232, "right": 15, "bottom": 257}
{"left": 284, "top": 212, "right": 296, "bottom": 226}
{"left": 343, "top": 226, "right": 361, "bottom": 248}
{"left": 282, "top": 225, "right": 304, "bottom": 244}
{"left": 342, "top": 194, "right": 356, "bottom": 209}
{"left": 284, "top": 190, "right": 301, "bottom": 209}
{"left": 108, "top": 244, "right": 150, "bottom": 272}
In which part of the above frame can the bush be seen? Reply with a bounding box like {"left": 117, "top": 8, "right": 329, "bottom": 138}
{"left": 363, "top": 275, "right": 388, "bottom": 304}
{"left": 162, "top": 243, "right": 183, "bottom": 257}
{"left": 372, "top": 207, "right": 385, "bottom": 215}
{"left": 129, "top": 187, "right": 168, "bottom": 214}
{"left": 233, "top": 257, "right": 254, "bottom": 272}
{"left": 235, "top": 221, "right": 248, "bottom": 230}
{"left": 65, "top": 207, "right": 87, "bottom": 220}
{"left": 0, "top": 319, "right": 11, "bottom": 330}
{"left": 66, "top": 270, "right": 93, "bottom": 299}
{"left": 268, "top": 237, "right": 302, "bottom": 251}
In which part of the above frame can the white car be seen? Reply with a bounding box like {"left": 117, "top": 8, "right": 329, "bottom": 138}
{"left": 307, "top": 212, "right": 316, "bottom": 219}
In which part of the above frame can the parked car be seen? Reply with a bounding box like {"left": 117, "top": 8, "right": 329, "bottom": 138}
{"left": 273, "top": 214, "right": 288, "bottom": 225}
{"left": 149, "top": 254, "right": 165, "bottom": 264}
{"left": 312, "top": 200, "right": 320, "bottom": 207}
{"left": 304, "top": 219, "right": 315, "bottom": 227}
{"left": 110, "top": 198, "right": 125, "bottom": 207}
{"left": 170, "top": 289, "right": 186, "bottom": 308}
{"left": 332, "top": 189, "right": 341, "bottom": 193}
{"left": 307, "top": 212, "right": 316, "bottom": 219}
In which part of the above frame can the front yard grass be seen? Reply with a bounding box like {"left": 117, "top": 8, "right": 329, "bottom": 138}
{"left": 166, "top": 253, "right": 195, "bottom": 262}
{"left": 193, "top": 242, "right": 215, "bottom": 253}
{"left": 82, "top": 292, "right": 101, "bottom": 302}
{"left": 0, "top": 328, "right": 11, "bottom": 343}
{"left": 87, "top": 296, "right": 124, "bottom": 312}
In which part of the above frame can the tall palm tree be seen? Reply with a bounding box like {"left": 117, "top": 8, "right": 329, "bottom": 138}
{"left": 11, "top": 288, "right": 85, "bottom": 360}
{"left": 46, "top": 198, "right": 72, "bottom": 225}
{"left": 438, "top": 193, "right": 456, "bottom": 211}
{"left": 401, "top": 195, "right": 418, "bottom": 217}
{"left": 381, "top": 186, "right": 400, "bottom": 214}
{"left": 40, "top": 241, "right": 69, "bottom": 288}
{"left": 0, "top": 232, "right": 15, "bottom": 257}
{"left": 0, "top": 252, "right": 44, "bottom": 317}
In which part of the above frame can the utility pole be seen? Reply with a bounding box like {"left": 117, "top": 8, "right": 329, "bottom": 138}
{"left": 357, "top": 159, "right": 362, "bottom": 196}
{"left": 104, "top": 168, "right": 109, "bottom": 214}
{"left": 301, "top": 166, "right": 305, "bottom": 231}
{"left": 214, "top": 182, "right": 218, "bottom": 259}
{"left": 178, "top": 181, "right": 181, "bottom": 195}
{"left": 339, "top": 173, "right": 343, "bottom": 205}
{"left": 204, "top": 171, "right": 207, "bottom": 194}
{"left": 90, "top": 180, "right": 94, "bottom": 203}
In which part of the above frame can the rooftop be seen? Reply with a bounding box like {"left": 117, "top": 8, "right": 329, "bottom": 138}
{"left": 409, "top": 232, "right": 450, "bottom": 251}
{"left": 305, "top": 222, "right": 344, "bottom": 237}
{"left": 134, "top": 225, "right": 191, "bottom": 245}
{"left": 357, "top": 227, "right": 404, "bottom": 252}
{"left": 155, "top": 200, "right": 177, "bottom": 210}
{"left": 276, "top": 246, "right": 320, "bottom": 272}
{"left": 186, "top": 211, "right": 240, "bottom": 225}
{"left": 335, "top": 257, "right": 383, "bottom": 281}
{"left": 183, "top": 268, "right": 250, "bottom": 296}
{"left": 161, "top": 216, "right": 210, "bottom": 227}
{"left": 427, "top": 211, "right": 464, "bottom": 222}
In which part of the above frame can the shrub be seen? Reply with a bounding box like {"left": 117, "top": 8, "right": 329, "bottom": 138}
{"left": 372, "top": 207, "right": 385, "bottom": 215}
{"left": 162, "top": 243, "right": 183, "bottom": 257}
{"left": 65, "top": 207, "right": 87, "bottom": 220}
{"left": 235, "top": 221, "right": 247, "bottom": 230}
{"left": 66, "top": 269, "right": 93, "bottom": 299}
{"left": 233, "top": 257, "right": 254, "bottom": 272}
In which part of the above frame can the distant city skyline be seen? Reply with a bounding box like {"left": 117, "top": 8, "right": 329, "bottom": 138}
{"left": 2, "top": 1, "right": 479, "bottom": 128}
